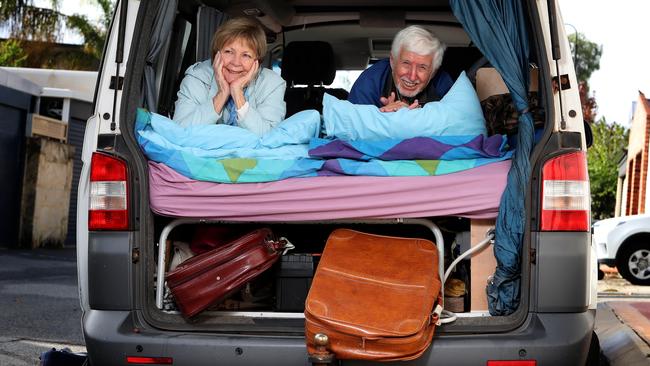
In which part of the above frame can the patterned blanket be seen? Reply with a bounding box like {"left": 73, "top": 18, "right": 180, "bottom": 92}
{"left": 135, "top": 109, "right": 512, "bottom": 183}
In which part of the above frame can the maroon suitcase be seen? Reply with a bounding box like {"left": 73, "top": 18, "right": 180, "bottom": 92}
{"left": 165, "top": 228, "right": 283, "bottom": 317}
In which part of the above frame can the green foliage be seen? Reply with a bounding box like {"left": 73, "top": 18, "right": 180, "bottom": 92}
{"left": 65, "top": 0, "right": 115, "bottom": 64}
{"left": 66, "top": 14, "right": 104, "bottom": 59}
{"left": 0, "top": 1, "right": 63, "bottom": 41}
{"left": 96, "top": 0, "right": 114, "bottom": 30}
{"left": 588, "top": 117, "right": 628, "bottom": 219}
{"left": 568, "top": 32, "right": 603, "bottom": 83}
{"left": 0, "top": 0, "right": 115, "bottom": 70}
{"left": 0, "top": 39, "right": 28, "bottom": 67}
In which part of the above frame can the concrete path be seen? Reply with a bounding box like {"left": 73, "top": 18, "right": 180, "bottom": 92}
{"left": 596, "top": 301, "right": 650, "bottom": 365}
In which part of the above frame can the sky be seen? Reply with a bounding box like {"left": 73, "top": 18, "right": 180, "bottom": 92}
{"left": 559, "top": 0, "right": 650, "bottom": 127}
{"left": 28, "top": 1, "right": 650, "bottom": 127}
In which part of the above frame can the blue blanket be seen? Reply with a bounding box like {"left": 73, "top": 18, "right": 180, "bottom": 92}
{"left": 136, "top": 109, "right": 512, "bottom": 183}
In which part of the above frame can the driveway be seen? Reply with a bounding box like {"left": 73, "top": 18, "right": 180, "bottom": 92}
{"left": 0, "top": 248, "right": 85, "bottom": 365}
{"left": 596, "top": 266, "right": 650, "bottom": 366}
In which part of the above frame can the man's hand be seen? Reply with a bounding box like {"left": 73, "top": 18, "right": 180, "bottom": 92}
{"left": 379, "top": 91, "right": 397, "bottom": 108}
{"left": 379, "top": 92, "right": 419, "bottom": 112}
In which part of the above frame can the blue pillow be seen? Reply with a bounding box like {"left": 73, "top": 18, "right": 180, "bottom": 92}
{"left": 260, "top": 109, "right": 320, "bottom": 148}
{"left": 322, "top": 71, "right": 487, "bottom": 140}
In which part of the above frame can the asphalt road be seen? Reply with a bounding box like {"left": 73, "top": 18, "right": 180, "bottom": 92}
{"left": 0, "top": 248, "right": 85, "bottom": 365}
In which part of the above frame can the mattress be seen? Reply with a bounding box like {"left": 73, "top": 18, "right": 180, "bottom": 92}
{"left": 148, "top": 159, "right": 510, "bottom": 221}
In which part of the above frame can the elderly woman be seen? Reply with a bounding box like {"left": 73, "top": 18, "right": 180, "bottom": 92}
{"left": 173, "top": 17, "right": 286, "bottom": 135}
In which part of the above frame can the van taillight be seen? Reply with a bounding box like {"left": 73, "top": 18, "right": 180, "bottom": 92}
{"left": 126, "top": 356, "right": 173, "bottom": 364}
{"left": 540, "top": 151, "right": 590, "bottom": 231}
{"left": 487, "top": 361, "right": 536, "bottom": 366}
{"left": 89, "top": 152, "right": 129, "bottom": 230}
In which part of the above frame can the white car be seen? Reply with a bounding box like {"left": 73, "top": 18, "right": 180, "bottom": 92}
{"left": 593, "top": 214, "right": 650, "bottom": 285}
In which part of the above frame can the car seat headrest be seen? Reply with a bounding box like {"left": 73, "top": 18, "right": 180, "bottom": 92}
{"left": 281, "top": 41, "right": 336, "bottom": 86}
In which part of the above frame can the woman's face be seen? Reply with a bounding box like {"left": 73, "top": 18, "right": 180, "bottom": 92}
{"left": 220, "top": 37, "right": 257, "bottom": 84}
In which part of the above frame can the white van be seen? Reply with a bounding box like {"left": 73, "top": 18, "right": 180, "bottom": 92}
{"left": 77, "top": 0, "right": 599, "bottom": 365}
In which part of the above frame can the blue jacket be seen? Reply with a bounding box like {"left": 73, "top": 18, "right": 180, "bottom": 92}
{"left": 173, "top": 59, "right": 286, "bottom": 136}
{"left": 348, "top": 59, "right": 454, "bottom": 107}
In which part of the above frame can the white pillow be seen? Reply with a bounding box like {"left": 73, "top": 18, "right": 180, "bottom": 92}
{"left": 323, "top": 71, "right": 487, "bottom": 140}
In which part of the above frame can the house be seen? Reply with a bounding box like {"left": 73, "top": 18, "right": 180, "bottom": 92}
{"left": 0, "top": 67, "right": 96, "bottom": 247}
{"left": 615, "top": 92, "right": 650, "bottom": 216}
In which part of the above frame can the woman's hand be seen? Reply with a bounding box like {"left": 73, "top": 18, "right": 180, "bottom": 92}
{"left": 213, "top": 52, "right": 231, "bottom": 98}
{"left": 230, "top": 60, "right": 259, "bottom": 94}
{"left": 230, "top": 59, "right": 259, "bottom": 108}
{"left": 212, "top": 52, "right": 230, "bottom": 113}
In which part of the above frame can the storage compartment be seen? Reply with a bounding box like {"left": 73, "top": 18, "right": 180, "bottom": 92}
{"left": 150, "top": 216, "right": 496, "bottom": 325}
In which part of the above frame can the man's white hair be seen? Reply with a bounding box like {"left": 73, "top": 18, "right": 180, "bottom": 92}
{"left": 391, "top": 25, "right": 446, "bottom": 71}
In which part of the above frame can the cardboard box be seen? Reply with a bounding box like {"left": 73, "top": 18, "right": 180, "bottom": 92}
{"left": 470, "top": 219, "right": 496, "bottom": 312}
{"left": 31, "top": 114, "right": 68, "bottom": 142}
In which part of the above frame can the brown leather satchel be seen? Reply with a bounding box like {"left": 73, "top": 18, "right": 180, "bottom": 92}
{"left": 305, "top": 229, "right": 442, "bottom": 362}
{"left": 165, "top": 228, "right": 283, "bottom": 317}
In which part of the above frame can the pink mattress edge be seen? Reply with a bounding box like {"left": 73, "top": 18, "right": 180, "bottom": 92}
{"left": 148, "top": 160, "right": 511, "bottom": 221}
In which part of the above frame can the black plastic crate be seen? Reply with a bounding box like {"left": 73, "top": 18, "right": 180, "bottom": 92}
{"left": 275, "top": 254, "right": 315, "bottom": 311}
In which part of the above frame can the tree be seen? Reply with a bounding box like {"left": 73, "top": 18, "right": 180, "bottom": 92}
{"left": 0, "top": 1, "right": 63, "bottom": 42}
{"left": 0, "top": 0, "right": 114, "bottom": 70}
{"left": 568, "top": 32, "right": 603, "bottom": 82}
{"left": 588, "top": 117, "right": 628, "bottom": 220}
{"left": 569, "top": 32, "right": 602, "bottom": 124}
{"left": 579, "top": 80, "right": 597, "bottom": 124}
{"left": 66, "top": 0, "right": 114, "bottom": 60}
{"left": 0, "top": 39, "right": 28, "bottom": 67}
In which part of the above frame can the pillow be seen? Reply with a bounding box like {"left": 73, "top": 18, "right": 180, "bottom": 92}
{"left": 260, "top": 109, "right": 320, "bottom": 148}
{"left": 322, "top": 71, "right": 487, "bottom": 140}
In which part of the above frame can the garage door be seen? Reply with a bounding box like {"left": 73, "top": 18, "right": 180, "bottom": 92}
{"left": 0, "top": 85, "right": 30, "bottom": 247}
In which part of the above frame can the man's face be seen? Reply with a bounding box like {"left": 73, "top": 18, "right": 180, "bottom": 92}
{"left": 390, "top": 48, "right": 435, "bottom": 98}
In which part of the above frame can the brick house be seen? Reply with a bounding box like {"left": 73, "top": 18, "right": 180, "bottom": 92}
{"left": 616, "top": 92, "right": 650, "bottom": 216}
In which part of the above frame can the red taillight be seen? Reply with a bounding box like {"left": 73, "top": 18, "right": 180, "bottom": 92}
{"left": 487, "top": 361, "right": 536, "bottom": 366}
{"left": 126, "top": 356, "right": 173, "bottom": 364}
{"left": 540, "top": 151, "right": 590, "bottom": 231}
{"left": 89, "top": 152, "right": 129, "bottom": 230}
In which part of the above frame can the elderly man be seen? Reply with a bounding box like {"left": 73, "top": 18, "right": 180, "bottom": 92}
{"left": 348, "top": 25, "right": 453, "bottom": 112}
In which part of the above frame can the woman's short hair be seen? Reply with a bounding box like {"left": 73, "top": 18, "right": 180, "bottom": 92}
{"left": 211, "top": 17, "right": 267, "bottom": 61}
{"left": 391, "top": 25, "right": 446, "bottom": 71}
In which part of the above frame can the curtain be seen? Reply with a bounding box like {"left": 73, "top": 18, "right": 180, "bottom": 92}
{"left": 196, "top": 7, "right": 230, "bottom": 62}
{"left": 450, "top": 0, "right": 535, "bottom": 315}
{"left": 142, "top": 0, "right": 178, "bottom": 112}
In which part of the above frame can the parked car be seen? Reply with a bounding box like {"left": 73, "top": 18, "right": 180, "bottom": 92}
{"left": 593, "top": 214, "right": 650, "bottom": 285}
{"left": 77, "top": 0, "right": 598, "bottom": 365}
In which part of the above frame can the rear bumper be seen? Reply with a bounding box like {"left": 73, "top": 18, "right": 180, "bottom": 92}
{"left": 83, "top": 309, "right": 595, "bottom": 366}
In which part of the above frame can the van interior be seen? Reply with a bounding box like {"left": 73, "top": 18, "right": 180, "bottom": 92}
{"left": 138, "top": 0, "right": 545, "bottom": 333}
